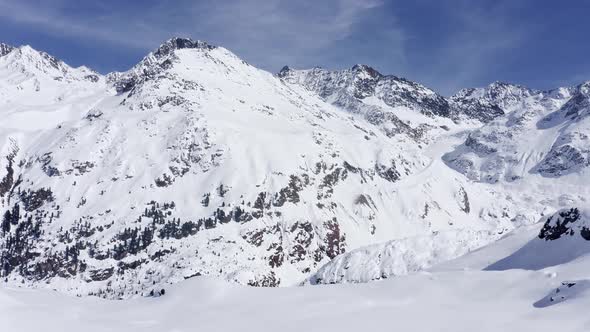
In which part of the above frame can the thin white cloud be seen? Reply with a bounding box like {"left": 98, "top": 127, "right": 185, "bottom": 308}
{"left": 0, "top": 0, "right": 391, "bottom": 71}
{"left": 0, "top": 0, "right": 161, "bottom": 48}
{"left": 182, "top": 0, "right": 390, "bottom": 69}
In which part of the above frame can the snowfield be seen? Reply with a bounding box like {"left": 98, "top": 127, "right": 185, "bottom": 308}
{"left": 3, "top": 219, "right": 590, "bottom": 332}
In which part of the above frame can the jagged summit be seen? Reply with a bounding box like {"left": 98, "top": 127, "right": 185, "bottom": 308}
{"left": 277, "top": 65, "right": 294, "bottom": 78}
{"left": 10, "top": 45, "right": 67, "bottom": 74}
{"left": 278, "top": 64, "right": 453, "bottom": 122}
{"left": 152, "top": 37, "right": 216, "bottom": 59}
{"left": 449, "top": 81, "right": 542, "bottom": 122}
{"left": 452, "top": 81, "right": 538, "bottom": 107}
{"left": 350, "top": 64, "right": 382, "bottom": 78}
{"left": 110, "top": 37, "right": 224, "bottom": 94}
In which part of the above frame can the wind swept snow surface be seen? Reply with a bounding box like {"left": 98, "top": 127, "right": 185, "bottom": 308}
{"left": 2, "top": 268, "right": 590, "bottom": 332}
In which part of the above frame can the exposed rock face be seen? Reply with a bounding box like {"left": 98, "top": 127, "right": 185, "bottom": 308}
{"left": 0, "top": 43, "right": 14, "bottom": 57}
{"left": 451, "top": 81, "right": 538, "bottom": 116}
{"left": 279, "top": 64, "right": 452, "bottom": 117}
{"left": 278, "top": 65, "right": 459, "bottom": 142}
{"left": 539, "top": 208, "right": 589, "bottom": 241}
{"left": 109, "top": 37, "right": 216, "bottom": 94}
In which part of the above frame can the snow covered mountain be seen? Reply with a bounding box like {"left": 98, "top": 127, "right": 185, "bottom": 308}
{"left": 450, "top": 81, "right": 537, "bottom": 121}
{"left": 444, "top": 81, "right": 590, "bottom": 183}
{"left": 0, "top": 37, "right": 588, "bottom": 299}
{"left": 311, "top": 80, "right": 590, "bottom": 285}
{"left": 277, "top": 65, "right": 454, "bottom": 118}
{"left": 278, "top": 65, "right": 474, "bottom": 142}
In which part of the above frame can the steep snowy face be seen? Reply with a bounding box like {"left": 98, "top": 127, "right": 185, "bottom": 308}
{"left": 533, "top": 83, "right": 590, "bottom": 177}
{"left": 278, "top": 64, "right": 384, "bottom": 101}
{"left": 453, "top": 82, "right": 538, "bottom": 111}
{"left": 2, "top": 38, "right": 517, "bottom": 298}
{"left": 0, "top": 45, "right": 99, "bottom": 82}
{"left": 278, "top": 64, "right": 449, "bottom": 115}
{"left": 451, "top": 82, "right": 544, "bottom": 123}
{"left": 0, "top": 43, "right": 104, "bottom": 120}
{"left": 443, "top": 80, "right": 590, "bottom": 182}
{"left": 278, "top": 65, "right": 457, "bottom": 141}
{"left": 548, "top": 82, "right": 590, "bottom": 122}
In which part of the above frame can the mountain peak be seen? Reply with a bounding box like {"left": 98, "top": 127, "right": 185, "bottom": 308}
{"left": 277, "top": 65, "right": 292, "bottom": 78}
{"left": 152, "top": 37, "right": 216, "bottom": 59}
{"left": 11, "top": 44, "right": 69, "bottom": 74}
{"left": 351, "top": 64, "right": 381, "bottom": 78}
{"left": 488, "top": 81, "right": 533, "bottom": 93}
{"left": 0, "top": 42, "right": 15, "bottom": 57}
{"left": 109, "top": 37, "right": 218, "bottom": 94}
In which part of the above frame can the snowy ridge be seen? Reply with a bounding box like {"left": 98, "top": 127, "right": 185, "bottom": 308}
{"left": 278, "top": 64, "right": 452, "bottom": 117}
{"left": 452, "top": 81, "right": 539, "bottom": 114}
{"left": 444, "top": 81, "right": 590, "bottom": 182}
{"left": 277, "top": 65, "right": 464, "bottom": 142}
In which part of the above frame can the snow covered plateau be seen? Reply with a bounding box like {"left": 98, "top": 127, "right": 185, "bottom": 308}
{"left": 1, "top": 37, "right": 589, "bottom": 331}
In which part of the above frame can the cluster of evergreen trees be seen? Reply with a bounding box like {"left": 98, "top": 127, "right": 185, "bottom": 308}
{"left": 1, "top": 203, "right": 19, "bottom": 234}
{"left": 111, "top": 226, "right": 155, "bottom": 260}
{"left": 0, "top": 204, "right": 43, "bottom": 277}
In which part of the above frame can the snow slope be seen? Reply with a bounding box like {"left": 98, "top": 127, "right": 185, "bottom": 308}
{"left": 487, "top": 208, "right": 590, "bottom": 271}
{"left": 3, "top": 216, "right": 590, "bottom": 332}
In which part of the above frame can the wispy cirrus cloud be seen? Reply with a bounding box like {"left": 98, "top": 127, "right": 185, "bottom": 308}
{"left": 0, "top": 0, "right": 393, "bottom": 71}
{"left": 187, "top": 0, "right": 389, "bottom": 69}
{"left": 0, "top": 0, "right": 174, "bottom": 48}
{"left": 3, "top": 0, "right": 581, "bottom": 94}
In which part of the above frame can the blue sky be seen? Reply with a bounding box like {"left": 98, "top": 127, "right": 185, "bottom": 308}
{"left": 1, "top": 0, "right": 589, "bottom": 95}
